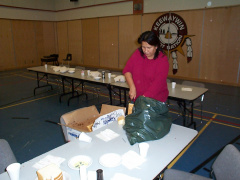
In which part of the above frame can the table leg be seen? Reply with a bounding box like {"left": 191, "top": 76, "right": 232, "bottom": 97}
{"left": 183, "top": 101, "right": 186, "bottom": 127}
{"left": 33, "top": 72, "right": 53, "bottom": 95}
{"left": 107, "top": 84, "right": 113, "bottom": 105}
{"left": 177, "top": 100, "right": 196, "bottom": 130}
{"left": 119, "top": 89, "right": 122, "bottom": 105}
{"left": 60, "top": 78, "right": 87, "bottom": 105}
{"left": 59, "top": 76, "right": 65, "bottom": 103}
{"left": 190, "top": 102, "right": 196, "bottom": 129}
{"left": 124, "top": 89, "right": 127, "bottom": 107}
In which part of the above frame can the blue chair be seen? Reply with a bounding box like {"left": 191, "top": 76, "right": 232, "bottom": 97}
{"left": 0, "top": 139, "right": 17, "bottom": 174}
{"left": 163, "top": 144, "right": 240, "bottom": 180}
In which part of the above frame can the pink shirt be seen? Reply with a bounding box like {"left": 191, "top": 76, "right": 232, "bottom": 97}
{"left": 123, "top": 49, "right": 169, "bottom": 102}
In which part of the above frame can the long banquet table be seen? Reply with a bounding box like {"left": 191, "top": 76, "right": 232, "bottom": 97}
{"left": 27, "top": 66, "right": 115, "bottom": 106}
{"left": 27, "top": 66, "right": 208, "bottom": 129}
{"left": 110, "top": 81, "right": 208, "bottom": 129}
{"left": 0, "top": 121, "right": 198, "bottom": 180}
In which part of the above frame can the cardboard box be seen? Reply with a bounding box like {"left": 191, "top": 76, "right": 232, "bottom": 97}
{"left": 60, "top": 104, "right": 126, "bottom": 142}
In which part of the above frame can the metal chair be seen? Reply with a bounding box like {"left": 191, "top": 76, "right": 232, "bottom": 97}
{"left": 0, "top": 139, "right": 17, "bottom": 174}
{"left": 163, "top": 144, "right": 240, "bottom": 180}
{"left": 41, "top": 54, "right": 59, "bottom": 66}
{"left": 62, "top": 53, "right": 72, "bottom": 67}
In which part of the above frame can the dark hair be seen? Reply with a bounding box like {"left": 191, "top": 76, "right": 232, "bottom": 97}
{"left": 138, "top": 31, "right": 163, "bottom": 59}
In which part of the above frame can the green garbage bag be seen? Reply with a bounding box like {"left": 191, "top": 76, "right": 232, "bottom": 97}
{"left": 123, "top": 96, "right": 172, "bottom": 145}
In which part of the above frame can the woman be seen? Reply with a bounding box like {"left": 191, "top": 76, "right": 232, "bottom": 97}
{"left": 123, "top": 31, "right": 169, "bottom": 102}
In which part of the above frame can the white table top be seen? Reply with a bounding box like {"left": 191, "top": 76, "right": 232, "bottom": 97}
{"left": 0, "top": 122, "right": 197, "bottom": 180}
{"left": 28, "top": 66, "right": 208, "bottom": 102}
{"left": 111, "top": 81, "right": 208, "bottom": 101}
{"left": 167, "top": 83, "right": 208, "bottom": 101}
{"left": 27, "top": 66, "right": 116, "bottom": 85}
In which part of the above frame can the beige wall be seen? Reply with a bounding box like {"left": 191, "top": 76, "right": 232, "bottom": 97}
{"left": 0, "top": 1, "right": 240, "bottom": 86}
{"left": 0, "top": 0, "right": 55, "bottom": 21}
{"left": 58, "top": 6, "right": 240, "bottom": 86}
{"left": 0, "top": 20, "right": 57, "bottom": 70}
{"left": 1, "top": 0, "right": 240, "bottom": 20}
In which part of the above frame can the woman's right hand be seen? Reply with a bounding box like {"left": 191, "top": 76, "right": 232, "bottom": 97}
{"left": 129, "top": 86, "right": 136, "bottom": 100}
{"left": 124, "top": 72, "right": 136, "bottom": 100}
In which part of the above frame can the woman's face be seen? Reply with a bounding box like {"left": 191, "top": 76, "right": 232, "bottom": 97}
{"left": 141, "top": 41, "right": 157, "bottom": 59}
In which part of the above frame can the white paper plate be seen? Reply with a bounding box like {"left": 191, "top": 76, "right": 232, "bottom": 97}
{"left": 68, "top": 70, "right": 75, "bottom": 73}
{"left": 68, "top": 155, "right": 92, "bottom": 170}
{"left": 99, "top": 153, "right": 121, "bottom": 168}
{"left": 35, "top": 171, "right": 71, "bottom": 180}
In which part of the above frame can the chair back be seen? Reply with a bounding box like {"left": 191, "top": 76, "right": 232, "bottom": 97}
{"left": 0, "top": 139, "right": 17, "bottom": 173}
{"left": 50, "top": 54, "right": 59, "bottom": 58}
{"left": 66, "top": 53, "right": 72, "bottom": 60}
{"left": 212, "top": 144, "right": 240, "bottom": 180}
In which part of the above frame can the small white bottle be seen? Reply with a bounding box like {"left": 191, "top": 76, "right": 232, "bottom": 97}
{"left": 81, "top": 70, "right": 84, "bottom": 76}
{"left": 44, "top": 63, "right": 47, "bottom": 69}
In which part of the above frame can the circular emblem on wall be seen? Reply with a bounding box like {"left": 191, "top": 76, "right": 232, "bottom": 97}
{"left": 151, "top": 12, "right": 194, "bottom": 74}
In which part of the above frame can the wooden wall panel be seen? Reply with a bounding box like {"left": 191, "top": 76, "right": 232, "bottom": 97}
{"left": 68, "top": 20, "right": 83, "bottom": 65}
{"left": 200, "top": 7, "right": 240, "bottom": 84}
{"left": 142, "top": 13, "right": 163, "bottom": 32}
{"left": 54, "top": 22, "right": 58, "bottom": 55}
{"left": 57, "top": 21, "right": 68, "bottom": 65}
{"left": 42, "top": 22, "right": 57, "bottom": 56}
{"left": 0, "top": 19, "right": 15, "bottom": 70}
{"left": 169, "top": 10, "right": 204, "bottom": 78}
{"left": 82, "top": 18, "right": 99, "bottom": 67}
{"left": 12, "top": 20, "right": 37, "bottom": 68}
{"left": 35, "top": 21, "right": 57, "bottom": 66}
{"left": 1, "top": 6, "right": 239, "bottom": 86}
{"left": 99, "top": 17, "right": 118, "bottom": 68}
{"left": 119, "top": 15, "right": 141, "bottom": 69}
{"left": 35, "top": 22, "right": 44, "bottom": 65}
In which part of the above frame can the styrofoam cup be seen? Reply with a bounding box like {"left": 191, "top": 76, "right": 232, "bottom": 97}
{"left": 108, "top": 73, "right": 111, "bottom": 78}
{"left": 79, "top": 132, "right": 92, "bottom": 143}
{"left": 87, "top": 70, "right": 90, "bottom": 76}
{"left": 172, "top": 82, "right": 176, "bottom": 89}
{"left": 6, "top": 163, "right": 21, "bottom": 180}
{"left": 80, "top": 166, "right": 87, "bottom": 180}
{"left": 139, "top": 142, "right": 149, "bottom": 158}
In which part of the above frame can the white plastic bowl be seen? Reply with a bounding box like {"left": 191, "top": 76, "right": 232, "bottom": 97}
{"left": 53, "top": 67, "right": 60, "bottom": 72}
{"left": 68, "top": 68, "right": 75, "bottom": 72}
{"left": 94, "top": 77, "right": 101, "bottom": 80}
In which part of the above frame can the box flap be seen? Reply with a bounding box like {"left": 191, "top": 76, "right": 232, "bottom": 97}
{"left": 61, "top": 105, "right": 100, "bottom": 132}
{"left": 100, "top": 104, "right": 126, "bottom": 115}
